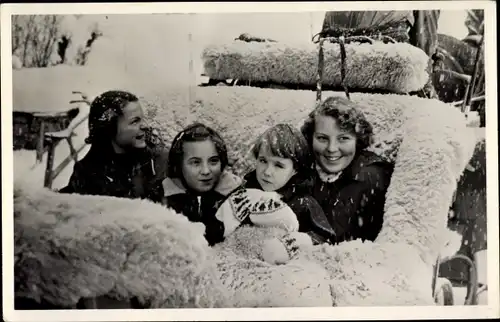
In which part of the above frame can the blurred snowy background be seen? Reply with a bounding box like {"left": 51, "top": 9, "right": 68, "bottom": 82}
{"left": 12, "top": 11, "right": 469, "bottom": 87}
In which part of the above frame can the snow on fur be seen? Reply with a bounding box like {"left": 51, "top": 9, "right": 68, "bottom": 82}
{"left": 213, "top": 226, "right": 332, "bottom": 307}
{"left": 13, "top": 184, "right": 228, "bottom": 308}
{"left": 201, "top": 41, "right": 430, "bottom": 93}
{"left": 298, "top": 240, "right": 436, "bottom": 306}
{"left": 377, "top": 99, "right": 476, "bottom": 266}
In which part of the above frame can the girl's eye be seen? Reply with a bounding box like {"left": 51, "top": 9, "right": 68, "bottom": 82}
{"left": 316, "top": 135, "right": 328, "bottom": 142}
{"left": 275, "top": 162, "right": 284, "bottom": 169}
{"left": 209, "top": 157, "right": 220, "bottom": 165}
{"left": 339, "top": 136, "right": 353, "bottom": 142}
{"left": 189, "top": 159, "right": 200, "bottom": 166}
{"left": 258, "top": 158, "right": 267, "bottom": 164}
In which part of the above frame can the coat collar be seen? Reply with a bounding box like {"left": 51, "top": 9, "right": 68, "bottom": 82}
{"left": 162, "top": 170, "right": 243, "bottom": 197}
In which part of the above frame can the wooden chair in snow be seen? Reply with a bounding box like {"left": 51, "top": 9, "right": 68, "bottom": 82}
{"left": 43, "top": 91, "right": 91, "bottom": 189}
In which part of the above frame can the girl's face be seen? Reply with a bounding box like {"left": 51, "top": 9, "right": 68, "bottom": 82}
{"left": 181, "top": 139, "right": 222, "bottom": 193}
{"left": 312, "top": 114, "right": 357, "bottom": 174}
{"left": 113, "top": 101, "right": 147, "bottom": 152}
{"left": 255, "top": 145, "right": 296, "bottom": 192}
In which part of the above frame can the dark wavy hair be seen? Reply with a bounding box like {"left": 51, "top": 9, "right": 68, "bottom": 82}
{"left": 85, "top": 90, "right": 139, "bottom": 145}
{"left": 300, "top": 96, "right": 374, "bottom": 151}
{"left": 167, "top": 123, "right": 229, "bottom": 179}
{"left": 252, "top": 123, "right": 314, "bottom": 176}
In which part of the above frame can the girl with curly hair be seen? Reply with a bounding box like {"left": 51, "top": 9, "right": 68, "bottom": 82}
{"left": 301, "top": 96, "right": 394, "bottom": 244}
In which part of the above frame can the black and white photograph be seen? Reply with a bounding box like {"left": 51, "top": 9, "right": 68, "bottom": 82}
{"left": 2, "top": 1, "right": 498, "bottom": 321}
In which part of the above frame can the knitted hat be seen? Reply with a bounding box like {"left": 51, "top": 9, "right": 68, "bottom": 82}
{"left": 215, "top": 188, "right": 299, "bottom": 237}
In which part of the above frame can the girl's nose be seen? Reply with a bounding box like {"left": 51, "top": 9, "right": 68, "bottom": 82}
{"left": 326, "top": 140, "right": 339, "bottom": 153}
{"left": 200, "top": 162, "right": 211, "bottom": 175}
{"left": 263, "top": 164, "right": 273, "bottom": 176}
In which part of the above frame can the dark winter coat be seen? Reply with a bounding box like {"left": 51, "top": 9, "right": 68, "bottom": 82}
{"left": 58, "top": 144, "right": 169, "bottom": 203}
{"left": 312, "top": 150, "right": 394, "bottom": 245}
{"left": 243, "top": 171, "right": 336, "bottom": 244}
{"left": 162, "top": 171, "right": 243, "bottom": 246}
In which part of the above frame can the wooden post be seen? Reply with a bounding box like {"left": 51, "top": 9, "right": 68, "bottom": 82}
{"left": 43, "top": 137, "right": 56, "bottom": 188}
{"left": 316, "top": 38, "right": 325, "bottom": 103}
{"left": 36, "top": 120, "right": 46, "bottom": 163}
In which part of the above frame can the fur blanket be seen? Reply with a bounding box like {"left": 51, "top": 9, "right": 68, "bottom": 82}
{"left": 13, "top": 183, "right": 227, "bottom": 308}
{"left": 201, "top": 41, "right": 430, "bottom": 93}
{"left": 13, "top": 185, "right": 332, "bottom": 308}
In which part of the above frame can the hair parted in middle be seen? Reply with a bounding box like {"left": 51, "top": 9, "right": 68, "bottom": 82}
{"left": 167, "top": 122, "right": 229, "bottom": 178}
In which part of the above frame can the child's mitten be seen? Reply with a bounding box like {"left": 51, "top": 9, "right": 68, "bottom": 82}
{"left": 215, "top": 188, "right": 299, "bottom": 237}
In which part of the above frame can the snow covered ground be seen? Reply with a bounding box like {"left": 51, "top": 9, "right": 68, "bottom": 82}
{"left": 10, "top": 11, "right": 487, "bottom": 306}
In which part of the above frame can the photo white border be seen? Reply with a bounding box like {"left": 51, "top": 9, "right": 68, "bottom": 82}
{"left": 2, "top": 1, "right": 498, "bottom": 321}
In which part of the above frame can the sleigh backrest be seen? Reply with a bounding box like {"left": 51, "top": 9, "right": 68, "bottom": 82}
{"left": 143, "top": 86, "right": 477, "bottom": 266}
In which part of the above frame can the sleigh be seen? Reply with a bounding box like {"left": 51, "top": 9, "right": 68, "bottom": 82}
{"left": 14, "top": 12, "right": 487, "bottom": 309}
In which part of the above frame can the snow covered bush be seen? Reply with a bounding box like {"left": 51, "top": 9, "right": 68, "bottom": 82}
{"left": 11, "top": 15, "right": 64, "bottom": 68}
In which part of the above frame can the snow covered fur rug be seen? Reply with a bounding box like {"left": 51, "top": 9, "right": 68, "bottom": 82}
{"left": 14, "top": 86, "right": 476, "bottom": 307}
{"left": 13, "top": 183, "right": 229, "bottom": 308}
{"left": 14, "top": 180, "right": 331, "bottom": 308}
{"left": 201, "top": 41, "right": 430, "bottom": 93}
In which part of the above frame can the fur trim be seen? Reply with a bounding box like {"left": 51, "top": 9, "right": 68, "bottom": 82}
{"left": 14, "top": 184, "right": 228, "bottom": 308}
{"left": 201, "top": 41, "right": 429, "bottom": 93}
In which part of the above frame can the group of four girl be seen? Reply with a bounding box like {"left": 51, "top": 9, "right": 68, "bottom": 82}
{"left": 60, "top": 90, "right": 394, "bottom": 246}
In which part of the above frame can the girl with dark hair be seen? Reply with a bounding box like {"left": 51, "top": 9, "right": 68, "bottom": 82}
{"left": 59, "top": 90, "right": 168, "bottom": 203}
{"left": 161, "top": 123, "right": 243, "bottom": 246}
{"left": 242, "top": 123, "right": 335, "bottom": 244}
{"left": 300, "top": 96, "right": 394, "bottom": 244}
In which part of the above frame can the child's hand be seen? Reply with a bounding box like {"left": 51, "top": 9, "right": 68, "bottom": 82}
{"left": 262, "top": 232, "right": 313, "bottom": 265}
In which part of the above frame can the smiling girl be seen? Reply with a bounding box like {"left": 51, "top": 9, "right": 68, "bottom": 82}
{"left": 301, "top": 96, "right": 394, "bottom": 244}
{"left": 161, "top": 123, "right": 242, "bottom": 246}
{"left": 59, "top": 90, "right": 168, "bottom": 203}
